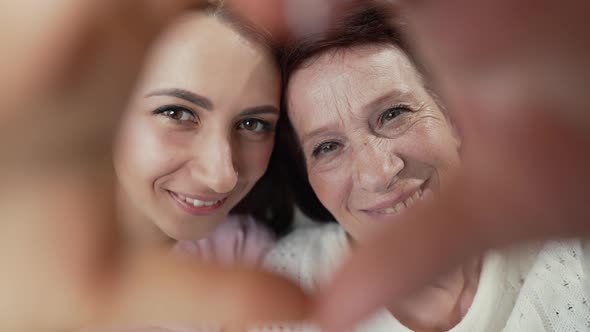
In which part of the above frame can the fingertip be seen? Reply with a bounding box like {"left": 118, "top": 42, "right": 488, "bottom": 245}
{"left": 313, "top": 199, "right": 473, "bottom": 331}
{"left": 143, "top": 0, "right": 209, "bottom": 27}
{"left": 225, "top": 0, "right": 291, "bottom": 40}
{"left": 235, "top": 269, "right": 312, "bottom": 325}
{"left": 312, "top": 248, "right": 398, "bottom": 331}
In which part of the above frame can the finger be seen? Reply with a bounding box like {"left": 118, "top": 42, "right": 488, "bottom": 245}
{"left": 398, "top": 0, "right": 590, "bottom": 132}
{"left": 0, "top": 171, "right": 311, "bottom": 331}
{"left": 90, "top": 255, "right": 311, "bottom": 330}
{"left": 440, "top": 73, "right": 590, "bottom": 237}
{"left": 312, "top": 188, "right": 483, "bottom": 332}
{"left": 0, "top": 0, "right": 96, "bottom": 115}
{"left": 0, "top": 0, "right": 204, "bottom": 117}
{"left": 314, "top": 108, "right": 590, "bottom": 331}
{"left": 0, "top": 1, "right": 209, "bottom": 330}
{"left": 0, "top": 0, "right": 210, "bottom": 184}
{"left": 313, "top": 1, "right": 590, "bottom": 330}
{"left": 0, "top": 169, "right": 117, "bottom": 331}
{"left": 224, "top": 0, "right": 290, "bottom": 40}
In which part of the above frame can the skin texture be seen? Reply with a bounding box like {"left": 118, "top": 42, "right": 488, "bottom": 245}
{"left": 114, "top": 12, "right": 281, "bottom": 245}
{"left": 288, "top": 45, "right": 460, "bottom": 241}
{"left": 2, "top": 0, "right": 590, "bottom": 331}
{"left": 287, "top": 45, "right": 478, "bottom": 330}
{"left": 0, "top": 2, "right": 309, "bottom": 331}
{"left": 314, "top": 1, "right": 590, "bottom": 331}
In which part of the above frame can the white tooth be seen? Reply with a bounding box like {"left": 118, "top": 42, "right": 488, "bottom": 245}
{"left": 383, "top": 207, "right": 396, "bottom": 214}
{"left": 204, "top": 201, "right": 215, "bottom": 207}
{"left": 413, "top": 190, "right": 421, "bottom": 200}
{"left": 393, "top": 202, "right": 405, "bottom": 213}
{"left": 185, "top": 197, "right": 195, "bottom": 204}
{"left": 192, "top": 199, "right": 205, "bottom": 207}
{"left": 404, "top": 196, "right": 415, "bottom": 208}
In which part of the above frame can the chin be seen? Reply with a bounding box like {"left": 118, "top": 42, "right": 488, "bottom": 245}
{"left": 158, "top": 217, "right": 222, "bottom": 241}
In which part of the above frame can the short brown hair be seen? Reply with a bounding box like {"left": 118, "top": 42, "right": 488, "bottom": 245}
{"left": 278, "top": 1, "right": 424, "bottom": 222}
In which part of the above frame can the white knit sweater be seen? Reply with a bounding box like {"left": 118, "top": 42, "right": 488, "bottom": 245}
{"left": 262, "top": 223, "right": 590, "bottom": 332}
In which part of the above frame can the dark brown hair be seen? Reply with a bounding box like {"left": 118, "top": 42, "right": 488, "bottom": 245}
{"left": 198, "top": 4, "right": 294, "bottom": 236}
{"left": 278, "top": 1, "right": 422, "bottom": 222}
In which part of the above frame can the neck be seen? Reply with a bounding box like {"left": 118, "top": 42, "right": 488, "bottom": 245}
{"left": 388, "top": 256, "right": 482, "bottom": 331}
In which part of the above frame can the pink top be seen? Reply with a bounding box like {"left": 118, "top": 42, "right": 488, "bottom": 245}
{"left": 171, "top": 214, "right": 275, "bottom": 266}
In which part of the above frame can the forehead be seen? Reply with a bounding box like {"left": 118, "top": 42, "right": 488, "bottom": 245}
{"left": 287, "top": 45, "right": 424, "bottom": 127}
{"left": 137, "top": 13, "right": 280, "bottom": 107}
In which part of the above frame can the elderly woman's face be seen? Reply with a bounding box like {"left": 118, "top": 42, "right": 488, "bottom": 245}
{"left": 287, "top": 45, "right": 460, "bottom": 241}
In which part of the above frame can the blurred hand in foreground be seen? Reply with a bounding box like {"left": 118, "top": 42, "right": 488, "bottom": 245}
{"left": 314, "top": 0, "right": 590, "bottom": 330}
{"left": 3, "top": 0, "right": 590, "bottom": 331}
{"left": 0, "top": 1, "right": 308, "bottom": 331}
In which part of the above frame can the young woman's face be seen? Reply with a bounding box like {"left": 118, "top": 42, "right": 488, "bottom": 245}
{"left": 288, "top": 45, "right": 461, "bottom": 241}
{"left": 114, "top": 13, "right": 280, "bottom": 241}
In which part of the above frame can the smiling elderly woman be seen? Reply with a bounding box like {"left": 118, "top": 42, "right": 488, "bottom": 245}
{"left": 265, "top": 3, "right": 590, "bottom": 331}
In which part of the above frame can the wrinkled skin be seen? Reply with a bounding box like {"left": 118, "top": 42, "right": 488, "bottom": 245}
{"left": 2, "top": 0, "right": 589, "bottom": 331}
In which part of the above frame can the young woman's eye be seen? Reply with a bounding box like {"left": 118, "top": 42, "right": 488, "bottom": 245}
{"left": 154, "top": 105, "right": 196, "bottom": 123}
{"left": 238, "top": 118, "right": 272, "bottom": 132}
{"left": 312, "top": 141, "right": 341, "bottom": 157}
{"left": 378, "top": 106, "right": 410, "bottom": 125}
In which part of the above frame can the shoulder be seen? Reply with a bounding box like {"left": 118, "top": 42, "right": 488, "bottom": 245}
{"left": 264, "top": 223, "right": 347, "bottom": 291}
{"left": 502, "top": 239, "right": 590, "bottom": 331}
{"left": 512, "top": 239, "right": 590, "bottom": 287}
{"left": 522, "top": 239, "right": 590, "bottom": 302}
{"left": 174, "top": 215, "right": 276, "bottom": 266}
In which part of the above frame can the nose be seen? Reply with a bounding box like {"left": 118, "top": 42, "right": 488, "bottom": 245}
{"left": 190, "top": 134, "right": 238, "bottom": 194}
{"left": 353, "top": 140, "right": 403, "bottom": 193}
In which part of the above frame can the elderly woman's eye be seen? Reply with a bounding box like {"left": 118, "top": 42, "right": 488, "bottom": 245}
{"left": 312, "top": 141, "right": 340, "bottom": 157}
{"left": 379, "top": 106, "right": 410, "bottom": 125}
{"left": 153, "top": 105, "right": 196, "bottom": 123}
{"left": 238, "top": 118, "right": 272, "bottom": 132}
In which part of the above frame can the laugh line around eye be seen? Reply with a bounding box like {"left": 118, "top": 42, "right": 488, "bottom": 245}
{"left": 378, "top": 105, "right": 411, "bottom": 126}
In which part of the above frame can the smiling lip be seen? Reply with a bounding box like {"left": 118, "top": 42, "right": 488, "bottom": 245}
{"left": 168, "top": 191, "right": 227, "bottom": 216}
{"left": 361, "top": 179, "right": 428, "bottom": 213}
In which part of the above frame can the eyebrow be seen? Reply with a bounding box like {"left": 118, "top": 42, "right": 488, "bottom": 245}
{"left": 299, "top": 89, "right": 415, "bottom": 145}
{"left": 300, "top": 125, "right": 339, "bottom": 147}
{"left": 240, "top": 105, "right": 279, "bottom": 117}
{"left": 363, "top": 88, "right": 414, "bottom": 111}
{"left": 146, "top": 88, "right": 213, "bottom": 110}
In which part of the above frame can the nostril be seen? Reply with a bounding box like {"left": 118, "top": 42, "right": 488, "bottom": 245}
{"left": 210, "top": 168, "right": 239, "bottom": 194}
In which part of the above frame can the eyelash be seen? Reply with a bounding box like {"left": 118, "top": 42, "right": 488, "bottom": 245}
{"left": 312, "top": 141, "right": 341, "bottom": 158}
{"left": 237, "top": 118, "right": 273, "bottom": 133}
{"left": 378, "top": 104, "right": 411, "bottom": 126}
{"left": 153, "top": 105, "right": 197, "bottom": 123}
{"left": 310, "top": 105, "right": 412, "bottom": 158}
{"left": 153, "top": 105, "right": 274, "bottom": 136}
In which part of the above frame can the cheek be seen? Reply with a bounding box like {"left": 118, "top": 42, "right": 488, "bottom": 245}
{"left": 308, "top": 165, "right": 349, "bottom": 216}
{"left": 400, "top": 117, "right": 461, "bottom": 173}
{"left": 235, "top": 140, "right": 275, "bottom": 181}
{"left": 114, "top": 118, "right": 180, "bottom": 191}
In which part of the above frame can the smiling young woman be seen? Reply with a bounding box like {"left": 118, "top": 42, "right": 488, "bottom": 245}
{"left": 113, "top": 5, "right": 293, "bottom": 264}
